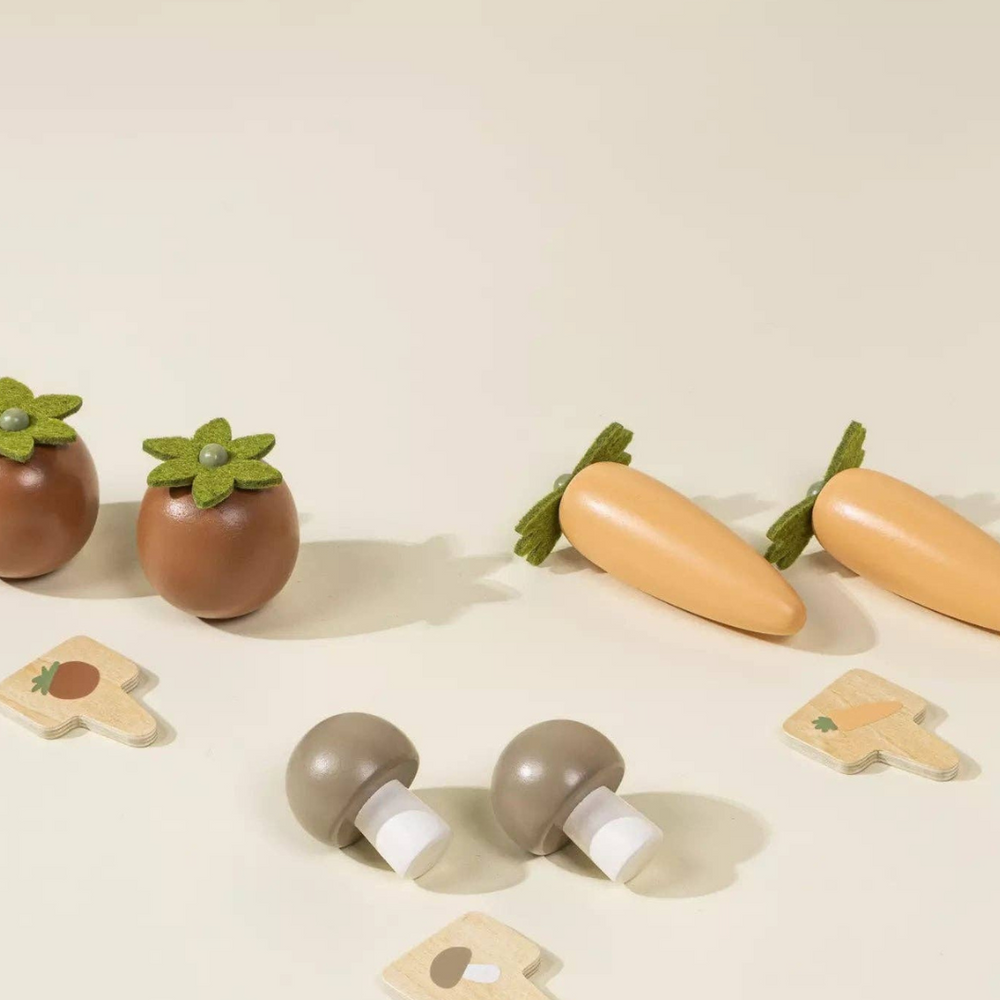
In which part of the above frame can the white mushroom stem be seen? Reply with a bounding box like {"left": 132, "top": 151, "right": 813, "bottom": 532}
{"left": 562, "top": 786, "right": 662, "bottom": 883}
{"left": 354, "top": 779, "right": 452, "bottom": 879}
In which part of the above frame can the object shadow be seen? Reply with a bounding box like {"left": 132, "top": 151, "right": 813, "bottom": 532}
{"left": 415, "top": 787, "right": 526, "bottom": 894}
{"left": 772, "top": 551, "right": 877, "bottom": 656}
{"left": 533, "top": 950, "right": 563, "bottom": 999}
{"left": 936, "top": 493, "right": 1000, "bottom": 528}
{"left": 345, "top": 787, "right": 527, "bottom": 894}
{"left": 212, "top": 535, "right": 516, "bottom": 640}
{"left": 922, "top": 702, "right": 980, "bottom": 781}
{"left": 692, "top": 493, "right": 775, "bottom": 546}
{"left": 7, "top": 501, "right": 155, "bottom": 600}
{"left": 131, "top": 667, "right": 176, "bottom": 748}
{"left": 546, "top": 791, "right": 768, "bottom": 898}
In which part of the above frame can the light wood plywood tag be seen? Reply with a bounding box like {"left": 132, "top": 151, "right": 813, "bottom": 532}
{"left": 383, "top": 913, "right": 548, "bottom": 1000}
{"left": 0, "top": 636, "right": 157, "bottom": 747}
{"left": 783, "top": 668, "right": 959, "bottom": 780}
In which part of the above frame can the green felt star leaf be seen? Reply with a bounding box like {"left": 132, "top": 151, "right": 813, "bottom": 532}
{"left": 229, "top": 434, "right": 275, "bottom": 460}
{"left": 514, "top": 422, "right": 633, "bottom": 566}
{"left": 192, "top": 467, "right": 235, "bottom": 508}
{"left": 0, "top": 377, "right": 83, "bottom": 463}
{"left": 143, "top": 418, "right": 284, "bottom": 508}
{"left": 140, "top": 436, "right": 197, "bottom": 461}
{"left": 0, "top": 429, "right": 35, "bottom": 462}
{"left": 230, "top": 459, "right": 282, "bottom": 489}
{"left": 147, "top": 457, "right": 200, "bottom": 488}
{"left": 0, "top": 377, "right": 33, "bottom": 409}
{"left": 765, "top": 421, "right": 867, "bottom": 569}
{"left": 193, "top": 418, "right": 232, "bottom": 449}
{"left": 31, "top": 394, "right": 83, "bottom": 419}
{"left": 30, "top": 417, "right": 77, "bottom": 445}
{"left": 812, "top": 716, "right": 838, "bottom": 733}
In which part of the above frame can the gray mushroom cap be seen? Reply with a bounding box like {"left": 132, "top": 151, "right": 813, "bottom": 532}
{"left": 490, "top": 719, "right": 625, "bottom": 855}
{"left": 286, "top": 712, "right": 419, "bottom": 847}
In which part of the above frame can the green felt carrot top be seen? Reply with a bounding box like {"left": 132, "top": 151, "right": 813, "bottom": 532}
{"left": 764, "top": 420, "right": 867, "bottom": 569}
{"left": 142, "top": 417, "right": 283, "bottom": 510}
{"left": 514, "top": 422, "right": 633, "bottom": 566}
{"left": 0, "top": 377, "right": 83, "bottom": 462}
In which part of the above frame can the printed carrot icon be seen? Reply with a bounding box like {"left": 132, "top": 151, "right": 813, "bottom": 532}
{"left": 766, "top": 421, "right": 1000, "bottom": 632}
{"left": 813, "top": 701, "right": 902, "bottom": 732}
{"left": 514, "top": 423, "right": 806, "bottom": 635}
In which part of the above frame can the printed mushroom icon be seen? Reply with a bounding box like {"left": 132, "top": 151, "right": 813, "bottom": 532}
{"left": 285, "top": 713, "right": 451, "bottom": 879}
{"left": 491, "top": 719, "right": 662, "bottom": 884}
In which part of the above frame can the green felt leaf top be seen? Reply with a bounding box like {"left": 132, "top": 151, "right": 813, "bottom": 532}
{"left": 812, "top": 716, "right": 838, "bottom": 733}
{"left": 142, "top": 418, "right": 283, "bottom": 509}
{"left": 765, "top": 421, "right": 867, "bottom": 569}
{"left": 514, "top": 422, "right": 633, "bottom": 566}
{"left": 0, "top": 377, "right": 83, "bottom": 462}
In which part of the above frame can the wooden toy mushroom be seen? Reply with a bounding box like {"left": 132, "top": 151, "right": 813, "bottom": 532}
{"left": 490, "top": 719, "right": 662, "bottom": 884}
{"left": 285, "top": 712, "right": 451, "bottom": 880}
{"left": 514, "top": 423, "right": 806, "bottom": 636}
{"left": 0, "top": 377, "right": 98, "bottom": 579}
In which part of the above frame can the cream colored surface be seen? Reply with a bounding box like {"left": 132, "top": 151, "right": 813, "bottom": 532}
{"left": 384, "top": 913, "right": 544, "bottom": 1000}
{"left": 783, "top": 669, "right": 960, "bottom": 779}
{"left": 814, "top": 468, "right": 1000, "bottom": 631}
{"left": 0, "top": 635, "right": 157, "bottom": 746}
{"left": 0, "top": 4, "right": 997, "bottom": 999}
{"left": 561, "top": 462, "right": 806, "bottom": 634}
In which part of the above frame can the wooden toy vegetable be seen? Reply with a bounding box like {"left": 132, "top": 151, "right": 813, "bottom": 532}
{"left": 514, "top": 423, "right": 806, "bottom": 635}
{"left": 286, "top": 712, "right": 452, "bottom": 879}
{"left": 0, "top": 377, "right": 99, "bottom": 579}
{"left": 491, "top": 719, "right": 662, "bottom": 883}
{"left": 137, "top": 417, "right": 299, "bottom": 618}
{"left": 766, "top": 421, "right": 1000, "bottom": 631}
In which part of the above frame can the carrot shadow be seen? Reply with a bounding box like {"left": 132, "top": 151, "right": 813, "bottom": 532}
{"left": 936, "top": 493, "right": 1000, "bottom": 528}
{"left": 210, "top": 535, "right": 516, "bottom": 640}
{"left": 771, "top": 551, "right": 877, "bottom": 656}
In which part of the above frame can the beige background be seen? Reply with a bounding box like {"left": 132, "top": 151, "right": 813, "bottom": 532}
{"left": 0, "top": 3, "right": 997, "bottom": 997}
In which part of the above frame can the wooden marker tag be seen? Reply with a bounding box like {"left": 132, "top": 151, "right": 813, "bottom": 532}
{"left": 0, "top": 636, "right": 157, "bottom": 747}
{"left": 783, "top": 668, "right": 959, "bottom": 780}
{"left": 383, "top": 913, "right": 548, "bottom": 1000}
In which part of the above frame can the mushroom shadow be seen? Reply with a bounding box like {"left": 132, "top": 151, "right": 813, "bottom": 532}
{"left": 546, "top": 792, "right": 768, "bottom": 898}
{"left": 210, "top": 535, "right": 516, "bottom": 640}
{"left": 343, "top": 787, "right": 526, "bottom": 893}
{"left": 936, "top": 493, "right": 1000, "bottom": 528}
{"left": 131, "top": 667, "right": 176, "bottom": 747}
{"left": 772, "top": 550, "right": 877, "bottom": 656}
{"left": 411, "top": 787, "right": 527, "bottom": 894}
{"left": 6, "top": 501, "right": 155, "bottom": 600}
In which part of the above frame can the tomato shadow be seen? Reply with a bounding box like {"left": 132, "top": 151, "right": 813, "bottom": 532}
{"left": 545, "top": 791, "right": 768, "bottom": 898}
{"left": 6, "top": 501, "right": 155, "bottom": 600}
{"left": 210, "top": 535, "right": 516, "bottom": 640}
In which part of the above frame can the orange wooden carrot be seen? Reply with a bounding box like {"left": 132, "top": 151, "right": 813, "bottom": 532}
{"left": 515, "top": 424, "right": 806, "bottom": 636}
{"left": 767, "top": 421, "right": 1000, "bottom": 631}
